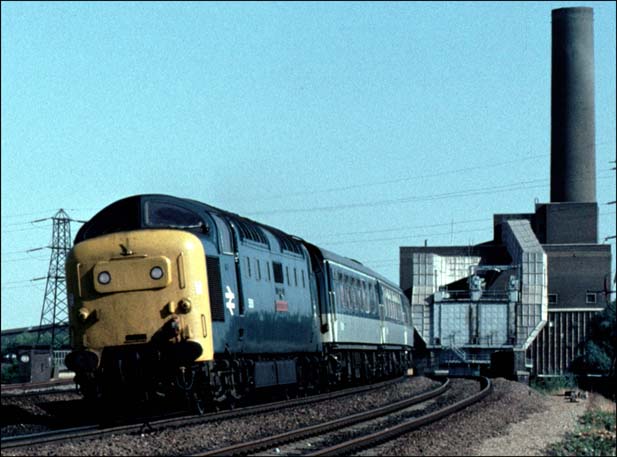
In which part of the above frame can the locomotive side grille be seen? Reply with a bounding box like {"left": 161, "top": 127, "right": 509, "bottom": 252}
{"left": 206, "top": 256, "right": 225, "bottom": 321}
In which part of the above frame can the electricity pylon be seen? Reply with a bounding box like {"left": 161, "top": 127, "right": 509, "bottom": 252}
{"left": 35, "top": 209, "right": 73, "bottom": 349}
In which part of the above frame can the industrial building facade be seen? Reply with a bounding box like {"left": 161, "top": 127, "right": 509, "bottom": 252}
{"left": 400, "top": 7, "right": 612, "bottom": 377}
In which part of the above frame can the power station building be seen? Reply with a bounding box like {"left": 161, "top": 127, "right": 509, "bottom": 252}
{"left": 400, "top": 7, "right": 612, "bottom": 377}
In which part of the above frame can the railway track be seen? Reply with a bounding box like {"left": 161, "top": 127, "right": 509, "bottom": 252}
{"left": 193, "top": 377, "right": 490, "bottom": 456}
{"left": 1, "top": 378, "right": 76, "bottom": 397}
{"left": 1, "top": 376, "right": 407, "bottom": 452}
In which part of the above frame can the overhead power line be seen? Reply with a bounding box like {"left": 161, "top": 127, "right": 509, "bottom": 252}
{"left": 245, "top": 173, "right": 614, "bottom": 217}
{"left": 232, "top": 154, "right": 547, "bottom": 203}
{"left": 323, "top": 217, "right": 488, "bottom": 238}
{"left": 320, "top": 210, "right": 615, "bottom": 246}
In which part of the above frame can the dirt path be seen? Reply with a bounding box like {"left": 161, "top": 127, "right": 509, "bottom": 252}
{"left": 473, "top": 394, "right": 588, "bottom": 456}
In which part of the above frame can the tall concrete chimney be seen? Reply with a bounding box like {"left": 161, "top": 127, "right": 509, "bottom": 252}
{"left": 550, "top": 7, "right": 596, "bottom": 203}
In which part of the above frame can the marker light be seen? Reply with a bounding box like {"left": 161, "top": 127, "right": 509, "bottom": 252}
{"left": 150, "top": 266, "right": 164, "bottom": 280}
{"left": 98, "top": 271, "right": 111, "bottom": 285}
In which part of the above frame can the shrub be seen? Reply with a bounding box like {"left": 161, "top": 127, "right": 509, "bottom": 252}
{"left": 546, "top": 409, "right": 616, "bottom": 456}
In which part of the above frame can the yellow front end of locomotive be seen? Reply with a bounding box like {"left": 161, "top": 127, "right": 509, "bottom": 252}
{"left": 66, "top": 229, "right": 214, "bottom": 364}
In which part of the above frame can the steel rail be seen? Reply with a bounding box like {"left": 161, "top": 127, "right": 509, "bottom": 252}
{"left": 1, "top": 376, "right": 406, "bottom": 451}
{"left": 1, "top": 378, "right": 76, "bottom": 397}
{"left": 193, "top": 377, "right": 451, "bottom": 457}
{"left": 307, "top": 376, "right": 492, "bottom": 456}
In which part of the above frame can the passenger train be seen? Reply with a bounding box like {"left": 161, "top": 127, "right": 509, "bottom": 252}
{"left": 64, "top": 194, "right": 413, "bottom": 411}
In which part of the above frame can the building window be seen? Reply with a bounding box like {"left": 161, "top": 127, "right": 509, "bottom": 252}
{"left": 586, "top": 292, "right": 597, "bottom": 304}
{"left": 246, "top": 257, "right": 251, "bottom": 277}
{"left": 548, "top": 294, "right": 558, "bottom": 305}
{"left": 255, "top": 258, "right": 261, "bottom": 281}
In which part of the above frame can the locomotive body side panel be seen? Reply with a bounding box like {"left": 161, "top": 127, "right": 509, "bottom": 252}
{"left": 211, "top": 221, "right": 319, "bottom": 355}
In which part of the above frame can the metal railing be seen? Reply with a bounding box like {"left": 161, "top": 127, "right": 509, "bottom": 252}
{"left": 52, "top": 350, "right": 71, "bottom": 371}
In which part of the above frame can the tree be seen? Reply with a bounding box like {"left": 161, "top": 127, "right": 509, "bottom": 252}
{"left": 572, "top": 299, "right": 616, "bottom": 375}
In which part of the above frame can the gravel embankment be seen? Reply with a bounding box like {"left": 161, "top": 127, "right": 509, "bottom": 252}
{"left": 359, "top": 378, "right": 590, "bottom": 456}
{"left": 3, "top": 377, "right": 598, "bottom": 456}
{"left": 2, "top": 376, "right": 440, "bottom": 456}
{"left": 2, "top": 390, "right": 83, "bottom": 437}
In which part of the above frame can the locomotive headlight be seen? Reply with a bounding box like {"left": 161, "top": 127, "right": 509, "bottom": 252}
{"left": 150, "top": 266, "right": 164, "bottom": 280}
{"left": 97, "top": 271, "right": 111, "bottom": 285}
{"left": 20, "top": 354, "right": 30, "bottom": 364}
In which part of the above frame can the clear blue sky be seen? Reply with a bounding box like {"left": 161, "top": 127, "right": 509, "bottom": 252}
{"left": 2, "top": 1, "right": 615, "bottom": 330}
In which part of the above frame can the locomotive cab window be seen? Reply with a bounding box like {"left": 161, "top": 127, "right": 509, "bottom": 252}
{"left": 144, "top": 201, "right": 207, "bottom": 233}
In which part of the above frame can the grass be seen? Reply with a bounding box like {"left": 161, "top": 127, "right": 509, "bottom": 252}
{"left": 546, "top": 403, "right": 617, "bottom": 456}
{"left": 530, "top": 375, "right": 577, "bottom": 395}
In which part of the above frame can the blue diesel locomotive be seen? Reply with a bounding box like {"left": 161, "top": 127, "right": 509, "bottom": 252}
{"left": 65, "top": 194, "right": 413, "bottom": 410}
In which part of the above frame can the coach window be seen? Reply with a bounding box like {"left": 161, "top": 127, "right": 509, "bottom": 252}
{"left": 362, "top": 281, "right": 369, "bottom": 313}
{"left": 356, "top": 279, "right": 362, "bottom": 313}
{"left": 359, "top": 281, "right": 365, "bottom": 313}
{"left": 353, "top": 279, "right": 358, "bottom": 311}
{"left": 359, "top": 281, "right": 364, "bottom": 313}
{"left": 345, "top": 276, "right": 352, "bottom": 310}
{"left": 337, "top": 280, "right": 344, "bottom": 309}
{"left": 340, "top": 275, "right": 345, "bottom": 310}
{"left": 351, "top": 278, "right": 358, "bottom": 313}
{"left": 369, "top": 284, "right": 377, "bottom": 314}
{"left": 347, "top": 277, "right": 352, "bottom": 311}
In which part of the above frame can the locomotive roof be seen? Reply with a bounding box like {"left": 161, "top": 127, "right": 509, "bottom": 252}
{"left": 76, "top": 194, "right": 401, "bottom": 292}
